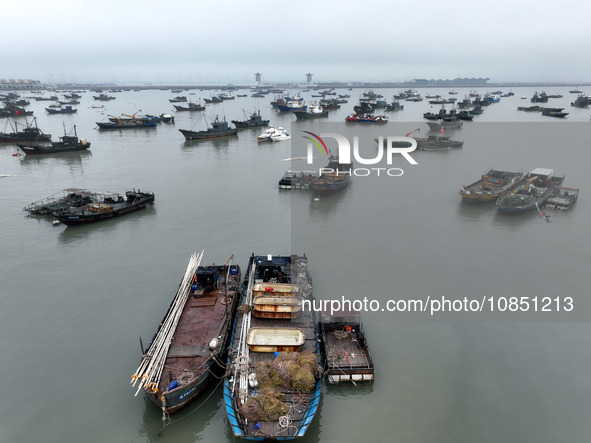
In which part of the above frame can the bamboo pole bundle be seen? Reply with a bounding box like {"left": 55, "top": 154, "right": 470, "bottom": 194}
{"left": 130, "top": 250, "right": 204, "bottom": 396}
{"left": 237, "top": 262, "right": 256, "bottom": 405}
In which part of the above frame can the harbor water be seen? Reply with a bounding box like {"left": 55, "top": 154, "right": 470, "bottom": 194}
{"left": 1, "top": 87, "right": 591, "bottom": 442}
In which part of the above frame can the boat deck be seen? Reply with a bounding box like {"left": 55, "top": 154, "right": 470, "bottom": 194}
{"left": 159, "top": 289, "right": 235, "bottom": 393}
{"left": 225, "top": 255, "right": 321, "bottom": 439}
{"left": 323, "top": 325, "right": 374, "bottom": 384}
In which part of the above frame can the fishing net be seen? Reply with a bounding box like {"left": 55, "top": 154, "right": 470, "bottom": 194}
{"left": 241, "top": 388, "right": 289, "bottom": 422}
{"left": 255, "top": 351, "right": 319, "bottom": 393}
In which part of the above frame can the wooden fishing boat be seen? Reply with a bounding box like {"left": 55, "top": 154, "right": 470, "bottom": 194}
{"left": 54, "top": 189, "right": 154, "bottom": 225}
{"left": 173, "top": 101, "right": 205, "bottom": 111}
{"left": 45, "top": 105, "right": 77, "bottom": 114}
{"left": 309, "top": 154, "right": 353, "bottom": 194}
{"left": 459, "top": 169, "right": 524, "bottom": 203}
{"left": 321, "top": 309, "right": 374, "bottom": 384}
{"left": 131, "top": 252, "right": 241, "bottom": 416}
{"left": 224, "top": 254, "right": 322, "bottom": 440}
{"left": 231, "top": 110, "right": 269, "bottom": 128}
{"left": 179, "top": 115, "right": 237, "bottom": 140}
{"left": 0, "top": 118, "right": 51, "bottom": 143}
{"left": 23, "top": 188, "right": 95, "bottom": 215}
{"left": 17, "top": 125, "right": 90, "bottom": 155}
{"left": 496, "top": 168, "right": 565, "bottom": 213}
{"left": 544, "top": 186, "right": 579, "bottom": 210}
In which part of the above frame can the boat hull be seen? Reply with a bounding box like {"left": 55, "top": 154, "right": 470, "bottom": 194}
{"left": 55, "top": 193, "right": 154, "bottom": 225}
{"left": 18, "top": 143, "right": 91, "bottom": 155}
{"left": 179, "top": 129, "right": 238, "bottom": 140}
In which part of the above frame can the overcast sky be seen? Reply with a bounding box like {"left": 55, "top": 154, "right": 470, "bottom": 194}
{"left": 2, "top": 0, "right": 589, "bottom": 84}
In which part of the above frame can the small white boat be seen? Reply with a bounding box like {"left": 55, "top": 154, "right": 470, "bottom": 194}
{"left": 257, "top": 126, "right": 291, "bottom": 143}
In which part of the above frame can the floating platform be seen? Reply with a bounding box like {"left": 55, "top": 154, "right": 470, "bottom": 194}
{"left": 321, "top": 309, "right": 374, "bottom": 384}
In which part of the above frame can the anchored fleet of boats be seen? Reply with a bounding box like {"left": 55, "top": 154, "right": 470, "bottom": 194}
{"left": 5, "top": 86, "right": 582, "bottom": 441}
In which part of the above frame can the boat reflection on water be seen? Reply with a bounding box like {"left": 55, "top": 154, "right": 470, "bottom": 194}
{"left": 19, "top": 150, "right": 93, "bottom": 174}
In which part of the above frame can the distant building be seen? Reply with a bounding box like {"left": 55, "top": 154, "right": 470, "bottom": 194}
{"left": 412, "top": 78, "right": 490, "bottom": 86}
{"left": 296, "top": 73, "right": 316, "bottom": 88}
{"left": 0, "top": 79, "right": 43, "bottom": 90}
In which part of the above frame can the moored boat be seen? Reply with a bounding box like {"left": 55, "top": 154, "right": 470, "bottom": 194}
{"left": 496, "top": 168, "right": 565, "bottom": 213}
{"left": 96, "top": 115, "right": 157, "bottom": 129}
{"left": 257, "top": 126, "right": 290, "bottom": 142}
{"left": 426, "top": 117, "right": 463, "bottom": 131}
{"left": 278, "top": 169, "right": 319, "bottom": 190}
{"left": 541, "top": 110, "right": 569, "bottom": 118}
{"left": 93, "top": 94, "right": 115, "bottom": 101}
{"left": 309, "top": 153, "right": 352, "bottom": 194}
{"left": 224, "top": 254, "right": 322, "bottom": 440}
{"left": 17, "top": 125, "right": 90, "bottom": 155}
{"left": 232, "top": 110, "right": 269, "bottom": 128}
{"left": 179, "top": 115, "right": 238, "bottom": 140}
{"left": 54, "top": 189, "right": 155, "bottom": 225}
{"left": 23, "top": 188, "right": 95, "bottom": 215}
{"left": 459, "top": 169, "right": 524, "bottom": 203}
{"left": 45, "top": 105, "right": 77, "bottom": 114}
{"left": 321, "top": 309, "right": 374, "bottom": 384}
{"left": 131, "top": 251, "right": 241, "bottom": 416}
{"left": 173, "top": 101, "right": 206, "bottom": 111}
{"left": 544, "top": 187, "right": 579, "bottom": 210}
{"left": 0, "top": 119, "right": 51, "bottom": 143}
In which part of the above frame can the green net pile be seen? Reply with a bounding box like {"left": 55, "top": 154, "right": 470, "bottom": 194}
{"left": 256, "top": 351, "right": 318, "bottom": 392}
{"left": 241, "top": 352, "right": 320, "bottom": 422}
{"left": 241, "top": 388, "right": 289, "bottom": 422}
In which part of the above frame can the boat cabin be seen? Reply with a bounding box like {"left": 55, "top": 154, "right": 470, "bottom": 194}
{"left": 528, "top": 168, "right": 555, "bottom": 187}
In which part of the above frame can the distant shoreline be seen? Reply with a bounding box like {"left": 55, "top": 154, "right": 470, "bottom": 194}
{"left": 3, "top": 82, "right": 590, "bottom": 92}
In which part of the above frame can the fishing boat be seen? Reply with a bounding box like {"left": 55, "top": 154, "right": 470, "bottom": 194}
{"left": 232, "top": 110, "right": 269, "bottom": 128}
{"left": 0, "top": 119, "right": 51, "bottom": 143}
{"left": 275, "top": 97, "right": 306, "bottom": 112}
{"left": 416, "top": 135, "right": 463, "bottom": 151}
{"left": 426, "top": 117, "right": 463, "bottom": 131}
{"left": 173, "top": 101, "right": 206, "bottom": 111}
{"left": 531, "top": 91, "right": 549, "bottom": 103}
{"left": 257, "top": 126, "right": 290, "bottom": 143}
{"left": 45, "top": 105, "right": 77, "bottom": 114}
{"left": 496, "top": 168, "right": 565, "bottom": 213}
{"left": 17, "top": 125, "right": 90, "bottom": 155}
{"left": 292, "top": 102, "right": 328, "bottom": 120}
{"left": 570, "top": 94, "right": 590, "bottom": 108}
{"left": 96, "top": 114, "right": 157, "bottom": 129}
{"left": 384, "top": 99, "right": 404, "bottom": 111}
{"left": 278, "top": 170, "right": 319, "bottom": 190}
{"left": 23, "top": 188, "right": 96, "bottom": 215}
{"left": 131, "top": 251, "right": 241, "bottom": 416}
{"left": 345, "top": 114, "right": 388, "bottom": 123}
{"left": 544, "top": 187, "right": 579, "bottom": 210}
{"left": 459, "top": 169, "right": 524, "bottom": 203}
{"left": 204, "top": 96, "right": 223, "bottom": 104}
{"left": 53, "top": 189, "right": 154, "bottom": 225}
{"left": 321, "top": 309, "right": 374, "bottom": 384}
{"left": 309, "top": 153, "right": 352, "bottom": 194}
{"left": 168, "top": 96, "right": 187, "bottom": 102}
{"left": 159, "top": 114, "right": 175, "bottom": 123}
{"left": 219, "top": 91, "right": 235, "bottom": 100}
{"left": 224, "top": 254, "right": 322, "bottom": 440}
{"left": 0, "top": 107, "right": 33, "bottom": 117}
{"left": 34, "top": 95, "right": 58, "bottom": 101}
{"left": 179, "top": 115, "right": 238, "bottom": 140}
{"left": 541, "top": 110, "right": 569, "bottom": 118}
{"left": 93, "top": 94, "right": 115, "bottom": 101}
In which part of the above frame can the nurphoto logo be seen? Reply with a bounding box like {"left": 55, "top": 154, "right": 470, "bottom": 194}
{"left": 301, "top": 130, "right": 418, "bottom": 177}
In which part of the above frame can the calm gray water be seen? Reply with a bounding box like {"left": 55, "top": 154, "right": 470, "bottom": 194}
{"left": 1, "top": 87, "right": 590, "bottom": 442}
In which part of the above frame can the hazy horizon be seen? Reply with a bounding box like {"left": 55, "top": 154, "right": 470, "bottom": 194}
{"left": 2, "top": 0, "right": 589, "bottom": 85}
